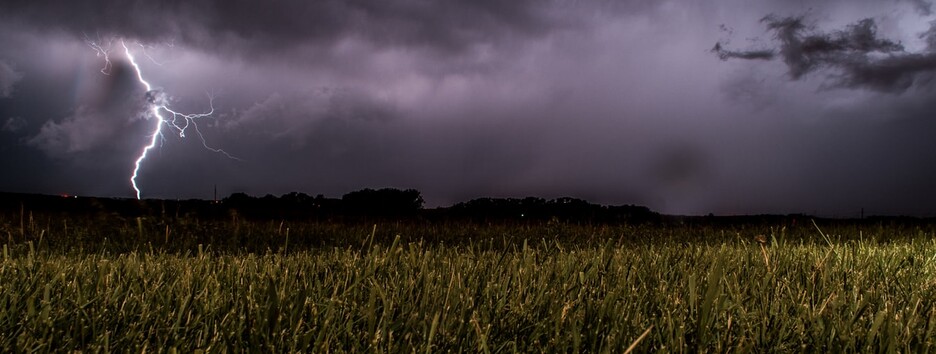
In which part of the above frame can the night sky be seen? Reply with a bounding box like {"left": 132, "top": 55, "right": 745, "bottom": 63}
{"left": 2, "top": 0, "right": 936, "bottom": 216}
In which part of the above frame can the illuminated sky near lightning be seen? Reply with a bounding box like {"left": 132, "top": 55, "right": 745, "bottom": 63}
{"left": 2, "top": 0, "right": 936, "bottom": 216}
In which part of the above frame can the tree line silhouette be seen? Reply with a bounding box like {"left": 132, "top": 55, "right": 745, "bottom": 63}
{"left": 0, "top": 188, "right": 660, "bottom": 223}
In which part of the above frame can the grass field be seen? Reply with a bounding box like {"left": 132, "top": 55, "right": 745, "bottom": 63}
{"left": 2, "top": 210, "right": 936, "bottom": 352}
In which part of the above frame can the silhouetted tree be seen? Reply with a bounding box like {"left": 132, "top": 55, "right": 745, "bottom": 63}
{"left": 341, "top": 188, "right": 424, "bottom": 216}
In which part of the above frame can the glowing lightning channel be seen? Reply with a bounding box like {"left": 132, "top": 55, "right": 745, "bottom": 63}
{"left": 88, "top": 37, "right": 238, "bottom": 199}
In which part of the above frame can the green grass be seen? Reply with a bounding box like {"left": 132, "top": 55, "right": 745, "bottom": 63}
{"left": 1, "top": 212, "right": 936, "bottom": 351}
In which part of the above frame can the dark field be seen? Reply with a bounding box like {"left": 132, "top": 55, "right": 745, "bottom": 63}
{"left": 2, "top": 194, "right": 936, "bottom": 352}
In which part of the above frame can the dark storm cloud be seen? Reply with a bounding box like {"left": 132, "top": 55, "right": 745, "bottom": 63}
{"left": 0, "top": 0, "right": 558, "bottom": 56}
{"left": 26, "top": 59, "right": 148, "bottom": 157}
{"left": 908, "top": 0, "right": 934, "bottom": 15}
{"left": 0, "top": 60, "right": 23, "bottom": 98}
{"left": 716, "top": 15, "right": 936, "bottom": 93}
{"left": 224, "top": 88, "right": 398, "bottom": 149}
{"left": 711, "top": 43, "right": 775, "bottom": 61}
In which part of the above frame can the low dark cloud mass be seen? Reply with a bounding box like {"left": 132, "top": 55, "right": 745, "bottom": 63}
{"left": 715, "top": 14, "right": 936, "bottom": 93}
{"left": 0, "top": 0, "right": 558, "bottom": 57}
{"left": 2, "top": 0, "right": 936, "bottom": 216}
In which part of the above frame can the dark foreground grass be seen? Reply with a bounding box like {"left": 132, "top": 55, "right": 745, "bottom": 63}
{"left": 2, "top": 213, "right": 936, "bottom": 352}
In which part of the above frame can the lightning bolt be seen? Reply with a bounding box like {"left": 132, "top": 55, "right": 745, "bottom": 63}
{"left": 87, "top": 37, "right": 238, "bottom": 199}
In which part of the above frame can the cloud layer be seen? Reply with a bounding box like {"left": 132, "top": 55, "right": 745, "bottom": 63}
{"left": 0, "top": 0, "right": 562, "bottom": 58}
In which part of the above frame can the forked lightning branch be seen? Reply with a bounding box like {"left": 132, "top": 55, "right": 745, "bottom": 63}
{"left": 87, "top": 37, "right": 237, "bottom": 199}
